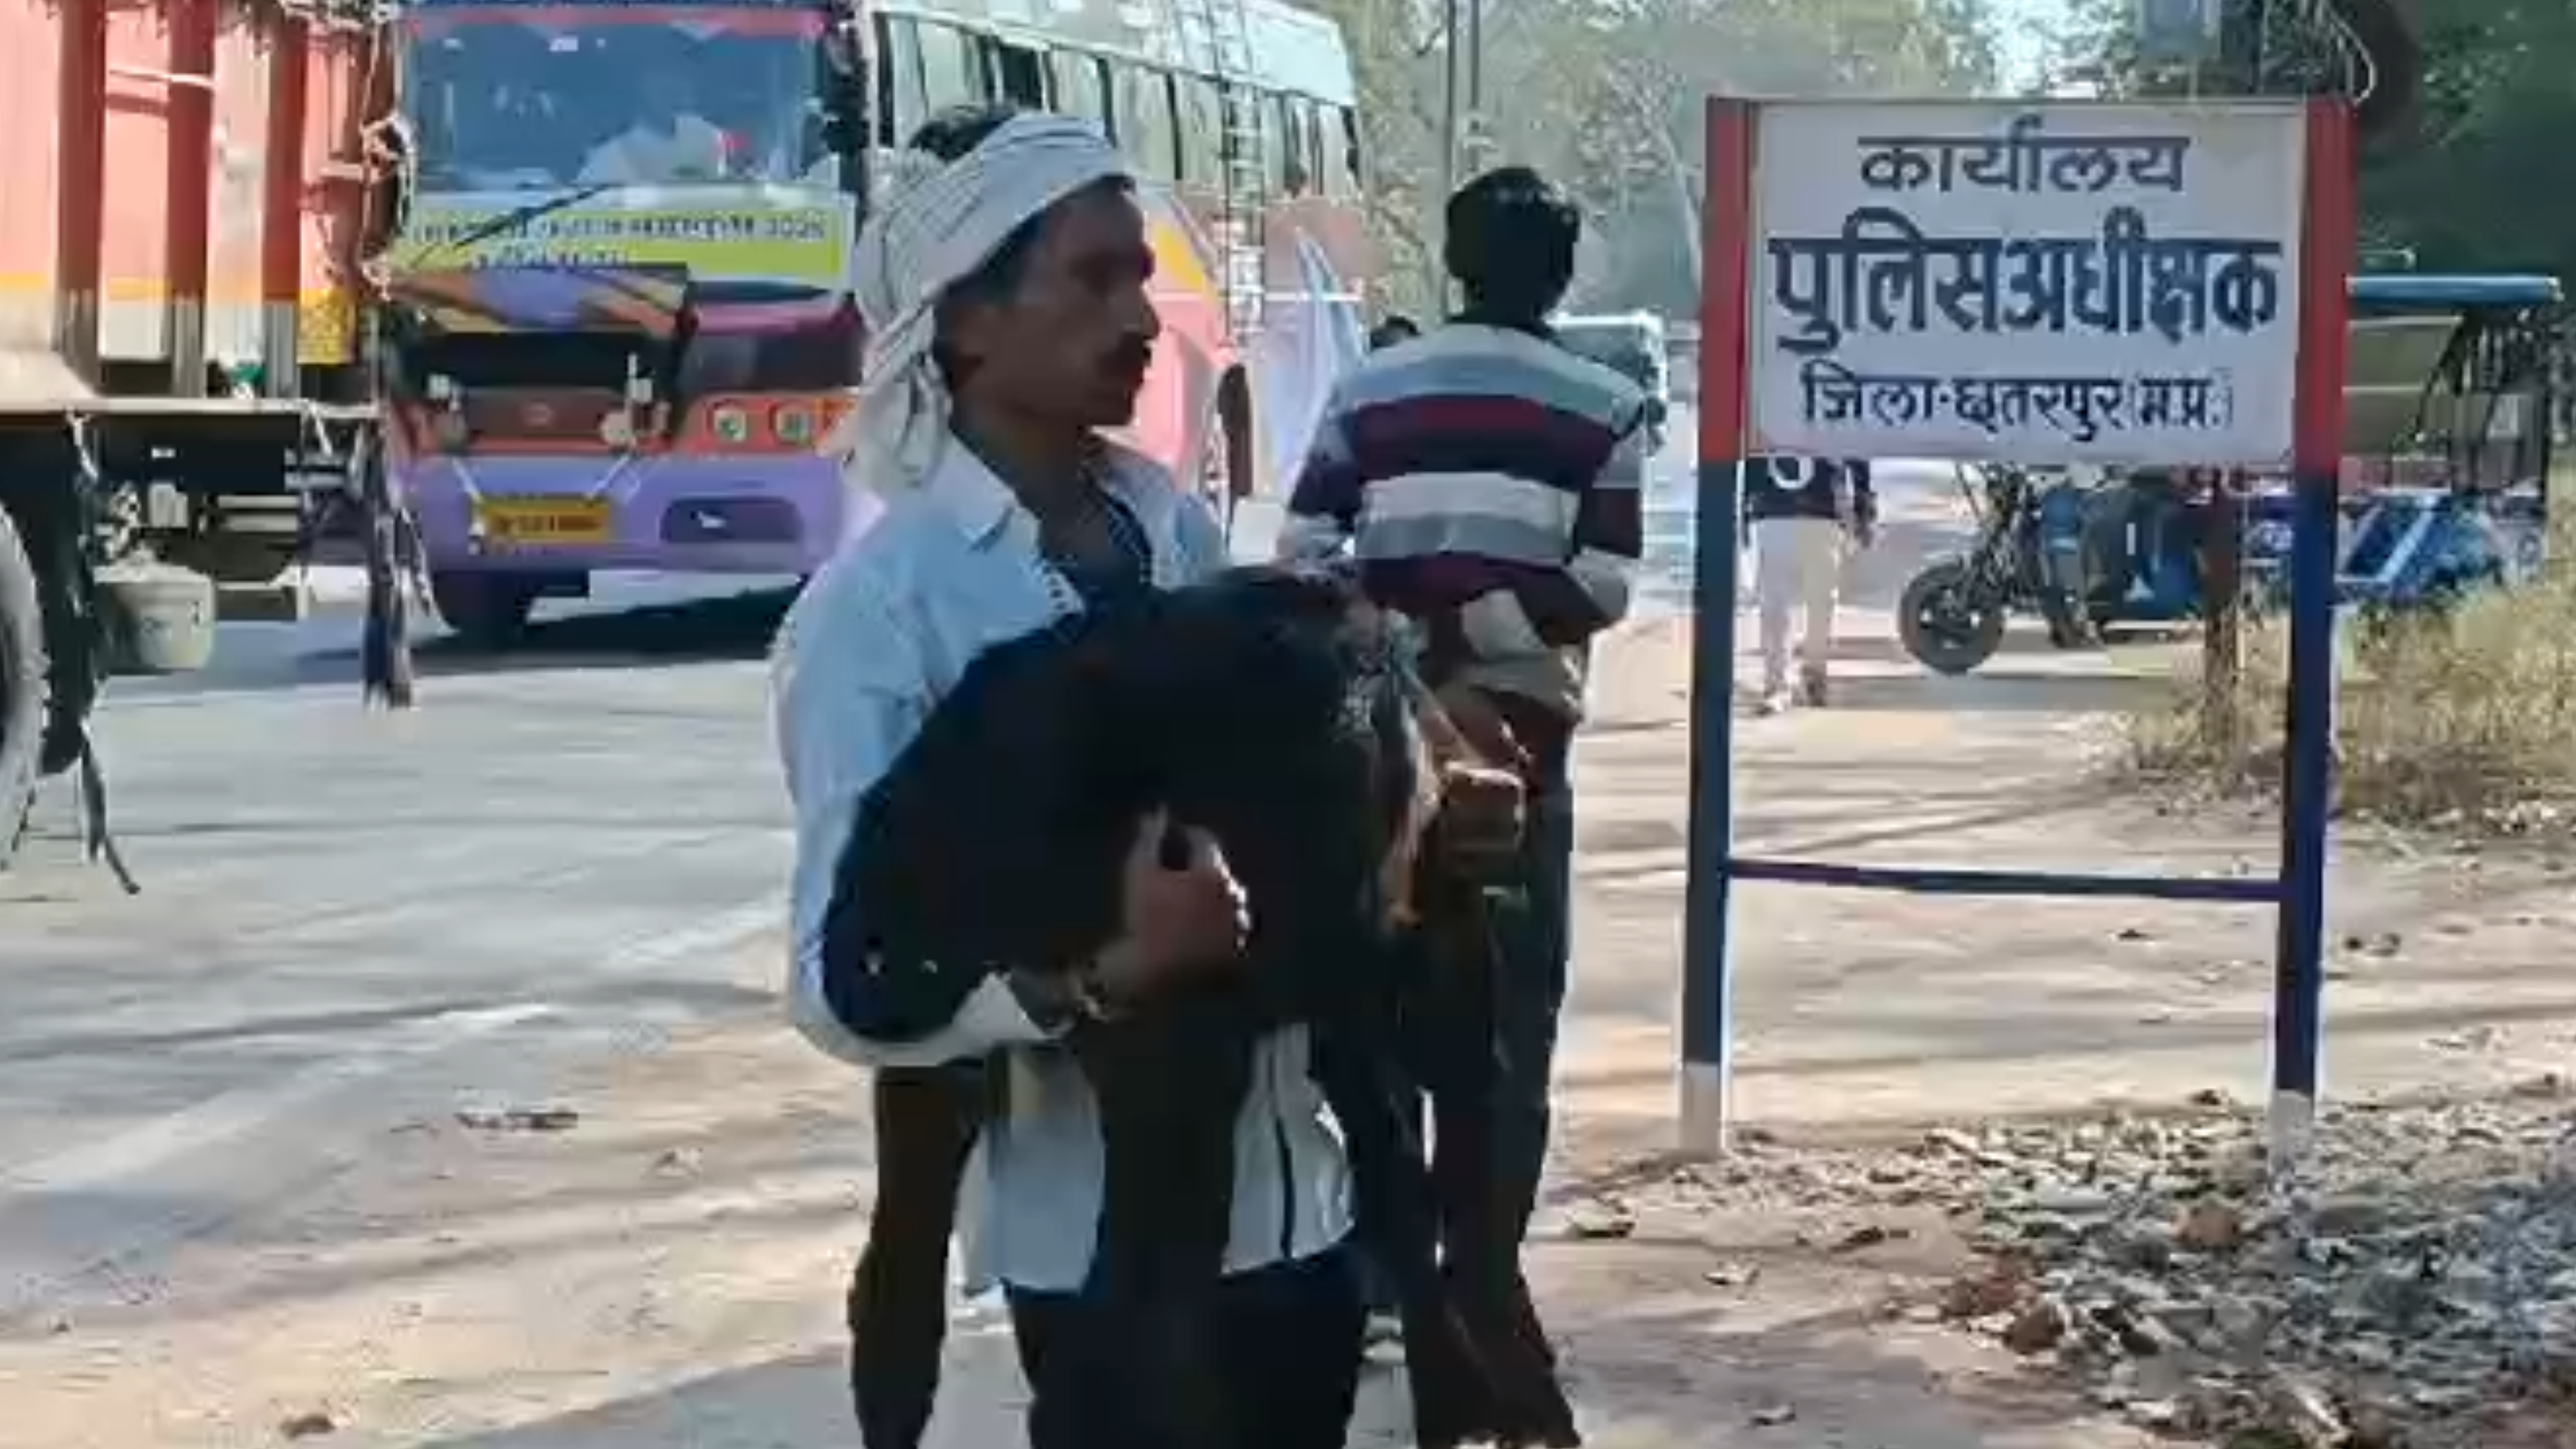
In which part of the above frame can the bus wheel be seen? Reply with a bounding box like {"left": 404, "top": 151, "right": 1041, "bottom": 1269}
{"left": 430, "top": 571, "right": 541, "bottom": 650}
{"left": 0, "top": 502, "right": 48, "bottom": 871}
{"left": 1202, "top": 368, "right": 1255, "bottom": 541}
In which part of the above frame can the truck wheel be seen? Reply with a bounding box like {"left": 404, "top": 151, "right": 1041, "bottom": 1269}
{"left": 430, "top": 572, "right": 540, "bottom": 650}
{"left": 0, "top": 503, "right": 49, "bottom": 871}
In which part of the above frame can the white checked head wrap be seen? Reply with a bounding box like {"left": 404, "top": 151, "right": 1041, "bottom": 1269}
{"left": 843, "top": 112, "right": 1132, "bottom": 492}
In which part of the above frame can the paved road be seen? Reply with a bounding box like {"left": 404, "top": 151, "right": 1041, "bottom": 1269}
{"left": 0, "top": 421, "right": 1967, "bottom": 1322}
{"left": 0, "top": 574, "right": 804, "bottom": 1319}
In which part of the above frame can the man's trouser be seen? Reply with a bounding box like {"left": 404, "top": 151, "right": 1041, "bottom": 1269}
{"left": 1491, "top": 755, "right": 1576, "bottom": 1248}
{"left": 1359, "top": 710, "right": 1576, "bottom": 1314}
{"left": 1751, "top": 515, "right": 1845, "bottom": 694}
{"left": 1008, "top": 1246, "right": 1366, "bottom": 1449}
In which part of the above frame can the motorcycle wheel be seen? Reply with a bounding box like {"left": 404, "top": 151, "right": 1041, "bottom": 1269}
{"left": 1899, "top": 557, "right": 2008, "bottom": 676}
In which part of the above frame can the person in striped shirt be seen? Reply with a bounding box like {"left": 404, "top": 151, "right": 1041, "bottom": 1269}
{"left": 1279, "top": 168, "right": 1648, "bottom": 783}
{"left": 1277, "top": 164, "right": 1648, "bottom": 1310}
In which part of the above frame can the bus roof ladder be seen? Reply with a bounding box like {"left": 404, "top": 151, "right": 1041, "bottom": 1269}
{"left": 1177, "top": 0, "right": 1267, "bottom": 345}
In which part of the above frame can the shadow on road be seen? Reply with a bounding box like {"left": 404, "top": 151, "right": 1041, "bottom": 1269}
{"left": 394, "top": 1248, "right": 2139, "bottom": 1449}
{"left": 1812, "top": 665, "right": 2169, "bottom": 717}
{"left": 274, "top": 588, "right": 803, "bottom": 690}
{"left": 405, "top": 588, "right": 801, "bottom": 678}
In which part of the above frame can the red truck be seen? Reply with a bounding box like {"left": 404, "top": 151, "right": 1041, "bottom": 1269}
{"left": 0, "top": 0, "right": 396, "bottom": 873}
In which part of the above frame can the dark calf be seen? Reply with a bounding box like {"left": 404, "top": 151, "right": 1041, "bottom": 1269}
{"left": 827, "top": 564, "right": 1577, "bottom": 1449}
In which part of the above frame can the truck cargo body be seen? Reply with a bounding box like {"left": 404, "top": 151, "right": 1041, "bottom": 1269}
{"left": 0, "top": 0, "right": 392, "bottom": 874}
{"left": 1, "top": 0, "right": 380, "bottom": 398}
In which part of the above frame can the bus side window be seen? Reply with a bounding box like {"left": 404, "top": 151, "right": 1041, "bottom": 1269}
{"left": 986, "top": 39, "right": 1045, "bottom": 107}
{"left": 1050, "top": 51, "right": 1112, "bottom": 138}
{"left": 914, "top": 18, "right": 982, "bottom": 112}
{"left": 1173, "top": 74, "right": 1222, "bottom": 189}
{"left": 1277, "top": 95, "right": 1316, "bottom": 198}
{"left": 879, "top": 15, "right": 930, "bottom": 144}
{"left": 1113, "top": 60, "right": 1180, "bottom": 180}
{"left": 1328, "top": 103, "right": 1362, "bottom": 198}
{"left": 1236, "top": 86, "right": 1273, "bottom": 195}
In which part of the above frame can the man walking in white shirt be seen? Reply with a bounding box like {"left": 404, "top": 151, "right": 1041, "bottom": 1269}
{"left": 1741, "top": 454, "right": 1875, "bottom": 712}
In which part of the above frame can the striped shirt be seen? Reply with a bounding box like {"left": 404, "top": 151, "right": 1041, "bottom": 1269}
{"left": 1277, "top": 321, "right": 1648, "bottom": 723}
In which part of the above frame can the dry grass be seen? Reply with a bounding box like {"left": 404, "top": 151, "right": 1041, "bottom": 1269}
{"left": 2118, "top": 517, "right": 2576, "bottom": 837}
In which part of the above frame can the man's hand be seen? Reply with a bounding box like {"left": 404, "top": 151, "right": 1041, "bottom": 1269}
{"left": 1089, "top": 810, "right": 1248, "bottom": 1006}
{"left": 1434, "top": 762, "right": 1525, "bottom": 877}
{"left": 1429, "top": 682, "right": 1531, "bottom": 775}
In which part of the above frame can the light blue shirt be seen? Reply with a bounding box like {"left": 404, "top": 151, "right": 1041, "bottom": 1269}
{"left": 770, "top": 440, "right": 1354, "bottom": 1294}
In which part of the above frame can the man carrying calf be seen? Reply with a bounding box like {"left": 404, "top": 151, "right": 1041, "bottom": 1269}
{"left": 773, "top": 105, "right": 1362, "bottom": 1449}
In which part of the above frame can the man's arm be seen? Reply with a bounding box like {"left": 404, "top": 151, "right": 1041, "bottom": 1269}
{"left": 774, "top": 580, "right": 1064, "bottom": 1069}
{"left": 1845, "top": 458, "right": 1879, "bottom": 539}
{"left": 1276, "top": 392, "right": 1364, "bottom": 562}
{"left": 1564, "top": 401, "right": 1649, "bottom": 631}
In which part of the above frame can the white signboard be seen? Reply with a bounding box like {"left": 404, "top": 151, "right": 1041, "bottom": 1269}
{"left": 1748, "top": 101, "right": 2308, "bottom": 467}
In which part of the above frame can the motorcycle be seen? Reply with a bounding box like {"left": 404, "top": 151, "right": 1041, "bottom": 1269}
{"left": 1896, "top": 462, "right": 2088, "bottom": 675}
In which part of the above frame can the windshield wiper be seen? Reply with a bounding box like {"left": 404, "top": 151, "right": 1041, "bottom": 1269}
{"left": 431, "top": 181, "right": 619, "bottom": 262}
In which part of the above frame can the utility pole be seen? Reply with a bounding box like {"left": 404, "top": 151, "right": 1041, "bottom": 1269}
{"left": 2199, "top": 0, "right": 2275, "bottom": 765}
{"left": 1464, "top": 0, "right": 1484, "bottom": 168}
{"left": 1434, "top": 0, "right": 1484, "bottom": 307}
{"left": 2217, "top": 0, "right": 2273, "bottom": 92}
{"left": 1438, "top": 0, "right": 1460, "bottom": 206}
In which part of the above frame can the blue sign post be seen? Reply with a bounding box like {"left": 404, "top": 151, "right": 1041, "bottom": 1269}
{"left": 1682, "top": 97, "right": 2357, "bottom": 1165}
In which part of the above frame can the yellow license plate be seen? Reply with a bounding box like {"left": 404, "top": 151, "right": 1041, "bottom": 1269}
{"left": 476, "top": 498, "right": 613, "bottom": 547}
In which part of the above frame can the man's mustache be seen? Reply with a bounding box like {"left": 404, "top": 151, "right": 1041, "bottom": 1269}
{"left": 1105, "top": 341, "right": 1155, "bottom": 378}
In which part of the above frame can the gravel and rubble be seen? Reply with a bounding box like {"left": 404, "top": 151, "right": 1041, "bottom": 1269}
{"left": 1608, "top": 1085, "right": 2576, "bottom": 1448}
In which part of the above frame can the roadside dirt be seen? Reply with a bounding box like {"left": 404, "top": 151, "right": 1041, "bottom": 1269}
{"left": 11, "top": 616, "right": 2575, "bottom": 1448}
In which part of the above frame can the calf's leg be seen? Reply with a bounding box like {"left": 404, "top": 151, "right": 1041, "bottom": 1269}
{"left": 1075, "top": 998, "right": 1260, "bottom": 1448}
{"left": 1409, "top": 880, "right": 1582, "bottom": 1448}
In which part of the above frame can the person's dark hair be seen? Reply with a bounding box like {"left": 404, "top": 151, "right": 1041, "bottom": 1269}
{"left": 1368, "top": 314, "right": 1421, "bottom": 351}
{"left": 1442, "top": 166, "right": 1578, "bottom": 323}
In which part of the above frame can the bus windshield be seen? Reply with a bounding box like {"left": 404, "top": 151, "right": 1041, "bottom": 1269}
{"left": 405, "top": 7, "right": 831, "bottom": 190}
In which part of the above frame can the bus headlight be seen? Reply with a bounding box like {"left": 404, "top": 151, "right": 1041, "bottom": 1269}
{"left": 710, "top": 405, "right": 751, "bottom": 445}
{"left": 773, "top": 404, "right": 815, "bottom": 446}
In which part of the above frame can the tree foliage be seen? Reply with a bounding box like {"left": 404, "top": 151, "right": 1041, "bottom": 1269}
{"left": 2357, "top": 0, "right": 2576, "bottom": 278}
{"left": 1307, "top": 0, "right": 2002, "bottom": 315}
{"left": 2045, "top": 0, "right": 2576, "bottom": 281}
